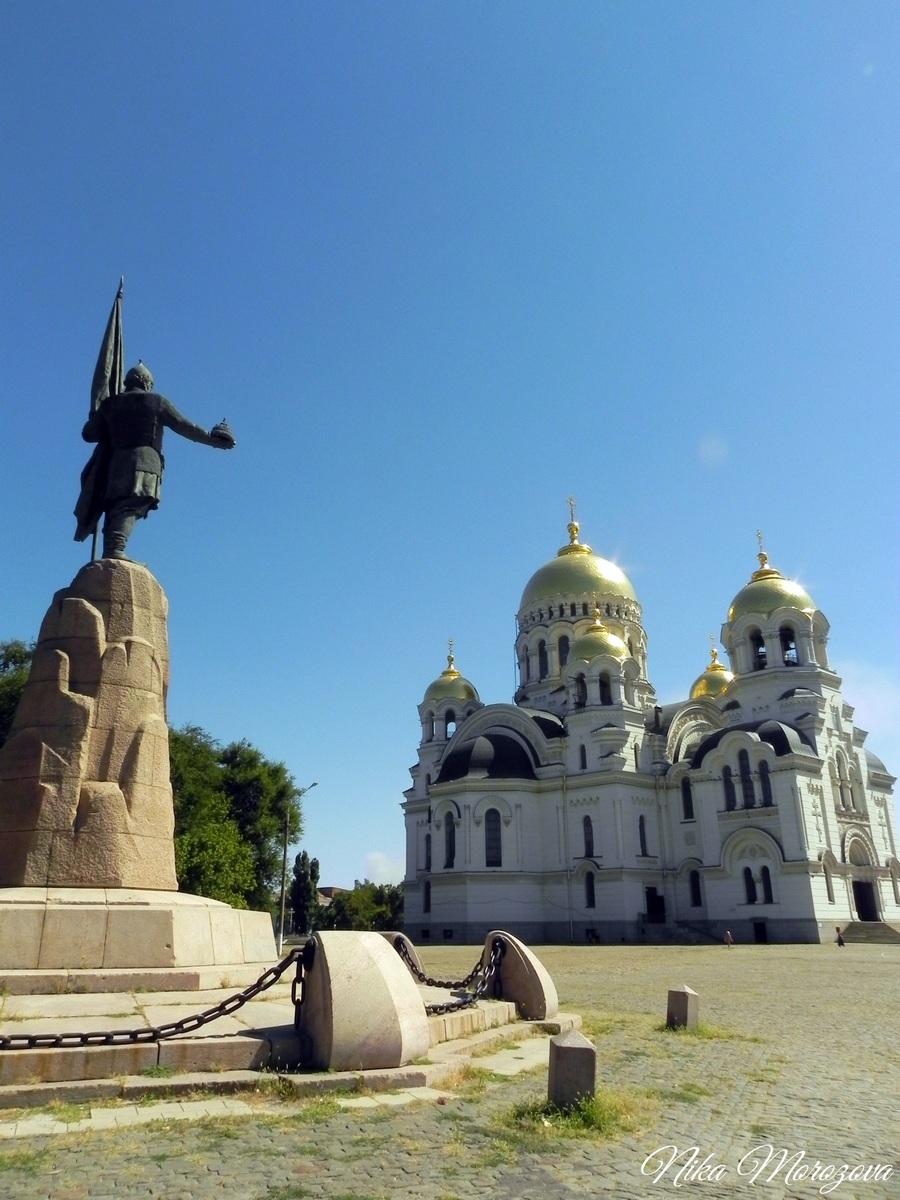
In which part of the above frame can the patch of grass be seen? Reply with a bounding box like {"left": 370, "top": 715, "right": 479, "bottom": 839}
{"left": 656, "top": 1080, "right": 712, "bottom": 1105}
{"left": 253, "top": 1074, "right": 298, "bottom": 1102}
{"left": 0, "top": 1148, "right": 49, "bottom": 1172}
{"left": 45, "top": 1100, "right": 91, "bottom": 1123}
{"left": 140, "top": 1064, "right": 176, "bottom": 1078}
{"left": 286, "top": 1095, "right": 342, "bottom": 1123}
{"left": 470, "top": 1035, "right": 522, "bottom": 1058}
{"left": 504, "top": 1086, "right": 658, "bottom": 1141}
{"left": 578, "top": 1011, "right": 649, "bottom": 1039}
{"left": 749, "top": 1122, "right": 776, "bottom": 1138}
{"left": 455, "top": 1064, "right": 509, "bottom": 1099}
{"left": 192, "top": 1116, "right": 241, "bottom": 1142}
{"left": 655, "top": 1020, "right": 759, "bottom": 1042}
{"left": 264, "top": 1187, "right": 310, "bottom": 1200}
{"left": 472, "top": 1134, "right": 522, "bottom": 1168}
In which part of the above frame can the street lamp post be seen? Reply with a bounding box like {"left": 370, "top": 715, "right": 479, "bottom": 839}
{"left": 278, "top": 781, "right": 317, "bottom": 955}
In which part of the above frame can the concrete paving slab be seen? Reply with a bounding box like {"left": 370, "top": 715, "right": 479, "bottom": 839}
{"left": 0, "top": 1014, "right": 146, "bottom": 1035}
{"left": 473, "top": 1036, "right": 550, "bottom": 1075}
{"left": 1, "top": 993, "right": 142, "bottom": 1019}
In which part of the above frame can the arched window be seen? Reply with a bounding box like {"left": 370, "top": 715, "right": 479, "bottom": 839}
{"left": 424, "top": 834, "right": 431, "bottom": 872}
{"left": 681, "top": 778, "right": 694, "bottom": 821}
{"left": 605, "top": 603, "right": 611, "bottom": 616}
{"left": 444, "top": 816, "right": 456, "bottom": 868}
{"left": 759, "top": 761, "right": 773, "bottom": 807}
{"left": 575, "top": 673, "right": 587, "bottom": 708}
{"left": 538, "top": 640, "right": 548, "bottom": 679}
{"left": 579, "top": 744, "right": 587, "bottom": 770}
{"left": 689, "top": 870, "right": 702, "bottom": 907}
{"left": 836, "top": 755, "right": 851, "bottom": 809}
{"left": 723, "top": 766, "right": 737, "bottom": 811}
{"left": 583, "top": 815, "right": 594, "bottom": 858}
{"left": 582, "top": 602, "right": 589, "bottom": 615}
{"left": 423, "top": 880, "right": 431, "bottom": 913}
{"left": 780, "top": 625, "right": 798, "bottom": 665}
{"left": 750, "top": 629, "right": 767, "bottom": 670}
{"left": 558, "top": 635, "right": 570, "bottom": 669}
{"left": 639, "top": 814, "right": 648, "bottom": 857}
{"left": 739, "top": 750, "right": 755, "bottom": 808}
{"left": 525, "top": 652, "right": 532, "bottom": 682}
{"left": 485, "top": 808, "right": 502, "bottom": 867}
{"left": 743, "top": 866, "right": 757, "bottom": 904}
{"left": 598, "top": 672, "right": 612, "bottom": 705}
{"left": 585, "top": 871, "right": 596, "bottom": 909}
{"left": 570, "top": 603, "right": 577, "bottom": 617}
{"left": 761, "top": 865, "right": 773, "bottom": 904}
{"left": 446, "top": 710, "right": 457, "bottom": 737}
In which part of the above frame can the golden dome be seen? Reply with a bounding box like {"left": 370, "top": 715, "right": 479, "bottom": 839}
{"left": 423, "top": 644, "right": 479, "bottom": 704}
{"left": 690, "top": 643, "right": 734, "bottom": 700}
{"left": 727, "top": 548, "right": 815, "bottom": 622}
{"left": 569, "top": 605, "right": 629, "bottom": 663}
{"left": 520, "top": 518, "right": 637, "bottom": 612}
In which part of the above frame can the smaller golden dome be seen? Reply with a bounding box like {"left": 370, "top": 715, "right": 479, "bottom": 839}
{"left": 569, "top": 604, "right": 629, "bottom": 663}
{"left": 690, "top": 642, "right": 734, "bottom": 700}
{"left": 727, "top": 547, "right": 815, "bottom": 622}
{"left": 423, "top": 643, "right": 480, "bottom": 703}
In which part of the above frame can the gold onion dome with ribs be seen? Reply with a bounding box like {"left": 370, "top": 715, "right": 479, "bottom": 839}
{"left": 727, "top": 546, "right": 815, "bottom": 623}
{"left": 422, "top": 644, "right": 480, "bottom": 704}
{"left": 690, "top": 642, "right": 734, "bottom": 700}
{"left": 569, "top": 604, "right": 630, "bottom": 663}
{"left": 520, "top": 517, "right": 637, "bottom": 612}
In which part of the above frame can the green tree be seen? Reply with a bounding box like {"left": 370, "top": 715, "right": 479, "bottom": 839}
{"left": 170, "top": 726, "right": 256, "bottom": 907}
{"left": 289, "top": 850, "right": 320, "bottom": 936}
{"left": 0, "top": 640, "right": 33, "bottom": 749}
{"left": 170, "top": 726, "right": 303, "bottom": 912}
{"left": 219, "top": 740, "right": 302, "bottom": 911}
{"left": 319, "top": 880, "right": 404, "bottom": 931}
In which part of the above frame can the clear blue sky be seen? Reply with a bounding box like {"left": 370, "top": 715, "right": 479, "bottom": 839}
{"left": 1, "top": 3, "right": 898, "bottom": 888}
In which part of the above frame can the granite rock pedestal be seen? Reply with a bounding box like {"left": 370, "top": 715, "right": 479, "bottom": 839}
{"left": 0, "top": 560, "right": 277, "bottom": 990}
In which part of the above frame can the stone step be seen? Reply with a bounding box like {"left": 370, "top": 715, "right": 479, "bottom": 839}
{"left": 839, "top": 921, "right": 900, "bottom": 945}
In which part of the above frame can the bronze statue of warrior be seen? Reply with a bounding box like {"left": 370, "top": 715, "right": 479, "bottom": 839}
{"left": 74, "top": 362, "right": 235, "bottom": 560}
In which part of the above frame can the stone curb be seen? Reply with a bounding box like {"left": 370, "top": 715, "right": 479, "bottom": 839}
{"left": 0, "top": 1013, "right": 580, "bottom": 1114}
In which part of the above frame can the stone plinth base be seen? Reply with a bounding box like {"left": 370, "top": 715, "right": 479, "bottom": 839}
{"left": 0, "top": 888, "right": 277, "bottom": 993}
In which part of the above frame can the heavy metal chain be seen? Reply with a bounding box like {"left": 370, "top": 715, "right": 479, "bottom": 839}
{"left": 396, "top": 935, "right": 506, "bottom": 1015}
{"left": 394, "top": 938, "right": 485, "bottom": 989}
{"left": 0, "top": 949, "right": 304, "bottom": 1052}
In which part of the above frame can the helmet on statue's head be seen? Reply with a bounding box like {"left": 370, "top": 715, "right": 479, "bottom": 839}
{"left": 125, "top": 362, "right": 154, "bottom": 391}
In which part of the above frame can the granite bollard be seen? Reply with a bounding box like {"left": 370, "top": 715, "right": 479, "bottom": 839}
{"left": 548, "top": 1028, "right": 596, "bottom": 1109}
{"left": 666, "top": 983, "right": 699, "bottom": 1030}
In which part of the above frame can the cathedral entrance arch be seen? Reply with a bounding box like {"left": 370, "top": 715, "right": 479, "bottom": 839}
{"left": 847, "top": 837, "right": 881, "bottom": 922}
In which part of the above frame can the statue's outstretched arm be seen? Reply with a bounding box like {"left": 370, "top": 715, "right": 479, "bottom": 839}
{"left": 160, "top": 399, "right": 235, "bottom": 449}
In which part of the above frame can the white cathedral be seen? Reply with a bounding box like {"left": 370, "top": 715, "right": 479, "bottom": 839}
{"left": 401, "top": 516, "right": 899, "bottom": 944}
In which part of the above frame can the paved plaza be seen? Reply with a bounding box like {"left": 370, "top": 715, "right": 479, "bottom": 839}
{"left": 0, "top": 941, "right": 896, "bottom": 1199}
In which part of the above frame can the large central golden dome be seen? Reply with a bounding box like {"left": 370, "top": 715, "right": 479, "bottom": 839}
{"left": 520, "top": 521, "right": 637, "bottom": 613}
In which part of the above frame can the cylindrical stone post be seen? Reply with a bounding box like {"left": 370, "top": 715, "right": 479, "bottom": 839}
{"left": 547, "top": 1029, "right": 596, "bottom": 1109}
{"left": 666, "top": 983, "right": 699, "bottom": 1030}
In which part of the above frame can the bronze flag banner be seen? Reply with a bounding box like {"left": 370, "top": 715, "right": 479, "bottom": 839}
{"left": 74, "top": 279, "right": 125, "bottom": 548}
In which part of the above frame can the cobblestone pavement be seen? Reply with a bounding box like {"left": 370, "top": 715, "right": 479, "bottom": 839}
{"left": 0, "top": 942, "right": 896, "bottom": 1200}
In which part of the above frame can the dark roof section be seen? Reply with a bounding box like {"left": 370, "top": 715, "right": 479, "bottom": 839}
{"left": 437, "top": 732, "right": 538, "bottom": 783}
{"left": 517, "top": 707, "right": 567, "bottom": 739}
{"left": 643, "top": 702, "right": 683, "bottom": 735}
{"left": 865, "top": 747, "right": 894, "bottom": 777}
{"left": 691, "top": 720, "right": 817, "bottom": 768}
